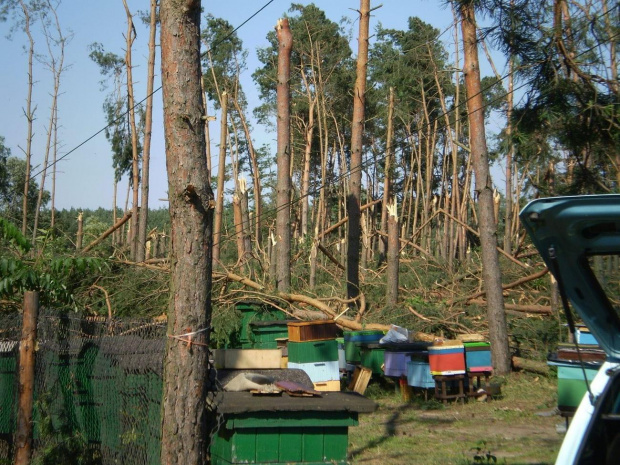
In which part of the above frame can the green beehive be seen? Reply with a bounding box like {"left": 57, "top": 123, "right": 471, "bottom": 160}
{"left": 288, "top": 340, "right": 339, "bottom": 364}
{"left": 210, "top": 392, "right": 376, "bottom": 465}
{"left": 359, "top": 344, "right": 385, "bottom": 375}
{"left": 249, "top": 321, "right": 291, "bottom": 349}
{"left": 237, "top": 302, "right": 286, "bottom": 349}
{"left": 343, "top": 331, "right": 384, "bottom": 363}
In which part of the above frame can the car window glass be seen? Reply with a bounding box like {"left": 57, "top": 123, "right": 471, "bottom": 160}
{"left": 587, "top": 255, "right": 620, "bottom": 321}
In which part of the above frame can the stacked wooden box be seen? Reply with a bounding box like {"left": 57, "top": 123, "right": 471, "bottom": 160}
{"left": 287, "top": 320, "right": 341, "bottom": 391}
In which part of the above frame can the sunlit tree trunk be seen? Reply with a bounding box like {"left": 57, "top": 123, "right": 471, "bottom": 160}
{"left": 136, "top": 0, "right": 158, "bottom": 263}
{"left": 159, "top": 0, "right": 214, "bottom": 463}
{"left": 33, "top": 1, "right": 66, "bottom": 246}
{"left": 276, "top": 18, "right": 292, "bottom": 292}
{"left": 460, "top": 0, "right": 510, "bottom": 375}
{"left": 347, "top": 0, "right": 370, "bottom": 306}
{"left": 122, "top": 0, "right": 140, "bottom": 261}
{"left": 212, "top": 92, "right": 227, "bottom": 265}
{"left": 19, "top": 0, "right": 35, "bottom": 237}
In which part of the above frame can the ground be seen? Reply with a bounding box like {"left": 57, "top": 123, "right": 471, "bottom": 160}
{"left": 348, "top": 372, "right": 564, "bottom": 464}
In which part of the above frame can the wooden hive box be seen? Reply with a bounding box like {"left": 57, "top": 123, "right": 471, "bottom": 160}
{"left": 288, "top": 320, "right": 338, "bottom": 342}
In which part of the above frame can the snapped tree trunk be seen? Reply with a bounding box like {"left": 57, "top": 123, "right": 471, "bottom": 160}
{"left": 275, "top": 18, "right": 292, "bottom": 293}
{"left": 122, "top": 0, "right": 141, "bottom": 262}
{"left": 378, "top": 87, "right": 394, "bottom": 265}
{"left": 386, "top": 199, "right": 399, "bottom": 306}
{"left": 136, "top": 0, "right": 158, "bottom": 263}
{"left": 20, "top": 0, "right": 35, "bottom": 237}
{"left": 347, "top": 0, "right": 370, "bottom": 306}
{"left": 212, "top": 92, "right": 228, "bottom": 266}
{"left": 159, "top": 1, "right": 215, "bottom": 463}
{"left": 460, "top": 0, "right": 510, "bottom": 375}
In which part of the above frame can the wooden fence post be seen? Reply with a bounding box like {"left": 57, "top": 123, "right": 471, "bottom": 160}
{"left": 15, "top": 291, "right": 39, "bottom": 465}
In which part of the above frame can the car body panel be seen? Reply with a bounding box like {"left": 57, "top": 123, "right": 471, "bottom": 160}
{"left": 520, "top": 195, "right": 620, "bottom": 361}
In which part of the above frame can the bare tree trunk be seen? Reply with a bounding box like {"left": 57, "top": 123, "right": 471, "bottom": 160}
{"left": 378, "top": 87, "right": 394, "bottom": 264}
{"left": 239, "top": 177, "right": 252, "bottom": 258}
{"left": 232, "top": 99, "right": 262, "bottom": 247}
{"left": 33, "top": 1, "right": 66, "bottom": 245}
{"left": 76, "top": 211, "right": 83, "bottom": 250}
{"left": 460, "top": 0, "right": 510, "bottom": 375}
{"left": 20, "top": 0, "right": 35, "bottom": 237}
{"left": 347, "top": 0, "right": 370, "bottom": 306}
{"left": 504, "top": 59, "right": 514, "bottom": 253}
{"left": 159, "top": 1, "right": 214, "bottom": 463}
{"left": 233, "top": 192, "right": 244, "bottom": 262}
{"left": 212, "top": 92, "right": 227, "bottom": 265}
{"left": 276, "top": 18, "right": 292, "bottom": 293}
{"left": 14, "top": 292, "right": 38, "bottom": 465}
{"left": 51, "top": 104, "right": 57, "bottom": 228}
{"left": 136, "top": 0, "right": 158, "bottom": 263}
{"left": 122, "top": 0, "right": 140, "bottom": 261}
{"left": 386, "top": 200, "right": 399, "bottom": 306}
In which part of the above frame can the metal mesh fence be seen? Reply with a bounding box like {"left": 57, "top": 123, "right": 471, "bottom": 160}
{"left": 0, "top": 310, "right": 219, "bottom": 465}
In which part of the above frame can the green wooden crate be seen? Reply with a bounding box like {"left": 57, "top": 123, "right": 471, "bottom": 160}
{"left": 211, "top": 412, "right": 355, "bottom": 465}
{"left": 237, "top": 302, "right": 286, "bottom": 347}
{"left": 288, "top": 340, "right": 338, "bottom": 364}
{"left": 360, "top": 346, "right": 385, "bottom": 375}
{"left": 249, "top": 321, "right": 290, "bottom": 348}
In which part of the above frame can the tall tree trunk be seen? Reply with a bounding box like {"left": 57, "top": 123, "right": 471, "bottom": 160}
{"left": 460, "top": 0, "right": 510, "bottom": 375}
{"left": 386, "top": 199, "right": 399, "bottom": 306}
{"left": 33, "top": 1, "right": 65, "bottom": 246}
{"left": 212, "top": 92, "right": 228, "bottom": 265}
{"left": 378, "top": 87, "right": 394, "bottom": 265}
{"left": 122, "top": 0, "right": 141, "bottom": 261}
{"left": 232, "top": 99, "right": 263, "bottom": 248}
{"left": 51, "top": 104, "right": 57, "bottom": 229}
{"left": 347, "top": 0, "right": 370, "bottom": 306}
{"left": 276, "top": 18, "right": 292, "bottom": 293}
{"left": 159, "top": 1, "right": 214, "bottom": 463}
{"left": 504, "top": 62, "right": 514, "bottom": 254}
{"left": 20, "top": 0, "right": 35, "bottom": 237}
{"left": 136, "top": 0, "right": 158, "bottom": 263}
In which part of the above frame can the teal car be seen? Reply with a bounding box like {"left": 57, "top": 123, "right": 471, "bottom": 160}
{"left": 521, "top": 195, "right": 620, "bottom": 465}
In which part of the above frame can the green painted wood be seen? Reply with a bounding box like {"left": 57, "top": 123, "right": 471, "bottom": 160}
{"left": 360, "top": 347, "right": 385, "bottom": 374}
{"left": 302, "top": 428, "right": 324, "bottom": 462}
{"left": 256, "top": 428, "right": 279, "bottom": 462}
{"left": 279, "top": 428, "right": 303, "bottom": 463}
{"left": 323, "top": 427, "right": 348, "bottom": 462}
{"left": 288, "top": 340, "right": 338, "bottom": 363}
{"left": 231, "top": 428, "right": 257, "bottom": 463}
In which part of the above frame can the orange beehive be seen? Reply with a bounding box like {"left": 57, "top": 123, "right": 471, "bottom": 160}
{"left": 287, "top": 320, "right": 338, "bottom": 342}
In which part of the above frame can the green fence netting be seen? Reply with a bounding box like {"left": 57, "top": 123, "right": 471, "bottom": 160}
{"left": 0, "top": 310, "right": 220, "bottom": 465}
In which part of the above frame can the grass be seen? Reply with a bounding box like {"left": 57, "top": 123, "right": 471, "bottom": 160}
{"left": 348, "top": 372, "right": 563, "bottom": 464}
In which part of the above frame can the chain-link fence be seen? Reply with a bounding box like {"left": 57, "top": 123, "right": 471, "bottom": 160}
{"left": 0, "top": 310, "right": 218, "bottom": 465}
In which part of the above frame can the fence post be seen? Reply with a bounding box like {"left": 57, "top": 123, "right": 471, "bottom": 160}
{"left": 15, "top": 291, "right": 39, "bottom": 465}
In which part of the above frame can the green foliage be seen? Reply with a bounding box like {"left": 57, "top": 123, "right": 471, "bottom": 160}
{"left": 31, "top": 391, "right": 101, "bottom": 465}
{"left": 0, "top": 156, "right": 50, "bottom": 227}
{"left": 0, "top": 216, "right": 31, "bottom": 253}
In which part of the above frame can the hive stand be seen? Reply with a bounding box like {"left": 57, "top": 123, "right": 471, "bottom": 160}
{"left": 466, "top": 371, "right": 492, "bottom": 399}
{"left": 433, "top": 374, "right": 466, "bottom": 403}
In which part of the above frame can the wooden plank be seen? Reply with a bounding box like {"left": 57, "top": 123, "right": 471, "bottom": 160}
{"left": 348, "top": 366, "right": 372, "bottom": 395}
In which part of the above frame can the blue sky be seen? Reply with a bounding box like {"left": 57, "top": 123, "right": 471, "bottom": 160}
{"left": 0, "top": 0, "right": 502, "bottom": 211}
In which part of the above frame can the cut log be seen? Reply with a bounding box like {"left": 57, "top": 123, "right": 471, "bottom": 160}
{"left": 512, "top": 356, "right": 549, "bottom": 376}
